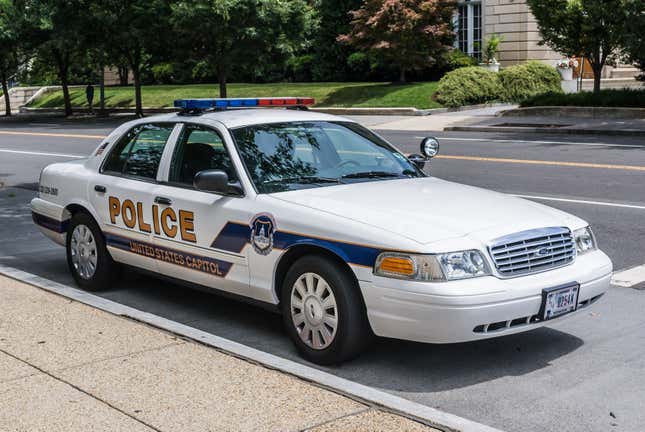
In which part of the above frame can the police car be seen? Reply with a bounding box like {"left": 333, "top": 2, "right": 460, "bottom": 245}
{"left": 31, "top": 97, "right": 613, "bottom": 364}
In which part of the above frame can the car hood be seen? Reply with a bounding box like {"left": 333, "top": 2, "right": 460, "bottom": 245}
{"left": 269, "top": 177, "right": 584, "bottom": 245}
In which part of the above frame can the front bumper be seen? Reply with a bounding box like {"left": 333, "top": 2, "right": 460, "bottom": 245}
{"left": 360, "top": 249, "right": 613, "bottom": 344}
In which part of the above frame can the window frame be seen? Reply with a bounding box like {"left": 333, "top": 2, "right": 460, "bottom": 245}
{"left": 454, "top": 0, "right": 483, "bottom": 61}
{"left": 99, "top": 122, "right": 179, "bottom": 183}
{"left": 158, "top": 122, "right": 245, "bottom": 196}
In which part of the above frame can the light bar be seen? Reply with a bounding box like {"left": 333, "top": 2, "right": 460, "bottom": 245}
{"left": 174, "top": 97, "right": 315, "bottom": 110}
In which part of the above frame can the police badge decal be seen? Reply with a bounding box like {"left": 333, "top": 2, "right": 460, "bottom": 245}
{"left": 250, "top": 213, "right": 276, "bottom": 255}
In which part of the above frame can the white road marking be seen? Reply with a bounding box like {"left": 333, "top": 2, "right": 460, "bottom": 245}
{"left": 413, "top": 136, "right": 640, "bottom": 148}
{"left": 611, "top": 264, "right": 645, "bottom": 287}
{"left": 0, "top": 148, "right": 86, "bottom": 159}
{"left": 513, "top": 194, "right": 645, "bottom": 210}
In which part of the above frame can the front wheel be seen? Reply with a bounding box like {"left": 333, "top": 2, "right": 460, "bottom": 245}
{"left": 281, "top": 255, "right": 372, "bottom": 365}
{"left": 66, "top": 212, "right": 119, "bottom": 291}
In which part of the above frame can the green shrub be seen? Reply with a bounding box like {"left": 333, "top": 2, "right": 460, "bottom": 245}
{"left": 521, "top": 89, "right": 645, "bottom": 108}
{"left": 444, "top": 49, "right": 478, "bottom": 70}
{"left": 435, "top": 66, "right": 502, "bottom": 107}
{"left": 499, "top": 61, "right": 562, "bottom": 102}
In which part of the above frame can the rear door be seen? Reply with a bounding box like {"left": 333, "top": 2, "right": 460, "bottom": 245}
{"left": 89, "top": 122, "right": 179, "bottom": 271}
{"left": 151, "top": 123, "right": 254, "bottom": 299}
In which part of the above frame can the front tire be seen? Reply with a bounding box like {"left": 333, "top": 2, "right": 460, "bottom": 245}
{"left": 66, "top": 212, "right": 119, "bottom": 291}
{"left": 281, "top": 255, "right": 372, "bottom": 365}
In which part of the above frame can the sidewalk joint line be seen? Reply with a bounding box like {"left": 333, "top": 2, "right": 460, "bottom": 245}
{"left": 296, "top": 406, "right": 372, "bottom": 432}
{"left": 0, "top": 348, "right": 164, "bottom": 432}
{"left": 52, "top": 341, "right": 186, "bottom": 374}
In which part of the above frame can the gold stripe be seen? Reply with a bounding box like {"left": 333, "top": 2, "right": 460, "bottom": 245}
{"left": 436, "top": 155, "right": 645, "bottom": 172}
{"left": 0, "top": 130, "right": 107, "bottom": 139}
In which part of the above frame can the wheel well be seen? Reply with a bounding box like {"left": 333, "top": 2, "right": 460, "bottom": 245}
{"left": 274, "top": 245, "right": 361, "bottom": 304}
{"left": 64, "top": 204, "right": 98, "bottom": 234}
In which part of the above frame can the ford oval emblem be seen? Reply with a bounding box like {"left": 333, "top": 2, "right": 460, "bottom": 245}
{"left": 536, "top": 247, "right": 550, "bottom": 257}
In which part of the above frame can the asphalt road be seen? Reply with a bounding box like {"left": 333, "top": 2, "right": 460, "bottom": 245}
{"left": 1, "top": 116, "right": 644, "bottom": 432}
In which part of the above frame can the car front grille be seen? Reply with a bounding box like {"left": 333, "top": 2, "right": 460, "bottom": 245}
{"left": 488, "top": 227, "right": 575, "bottom": 277}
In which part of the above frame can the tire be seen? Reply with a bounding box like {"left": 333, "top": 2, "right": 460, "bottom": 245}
{"left": 66, "top": 212, "right": 119, "bottom": 291}
{"left": 281, "top": 254, "right": 372, "bottom": 365}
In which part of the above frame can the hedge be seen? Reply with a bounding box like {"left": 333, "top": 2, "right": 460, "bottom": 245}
{"left": 520, "top": 89, "right": 645, "bottom": 108}
{"left": 499, "top": 61, "right": 562, "bottom": 102}
{"left": 435, "top": 66, "right": 503, "bottom": 107}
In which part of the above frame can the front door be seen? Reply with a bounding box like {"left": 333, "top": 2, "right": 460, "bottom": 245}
{"left": 152, "top": 123, "right": 252, "bottom": 298}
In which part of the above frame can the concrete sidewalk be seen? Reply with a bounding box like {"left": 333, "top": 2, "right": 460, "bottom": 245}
{"left": 446, "top": 116, "right": 645, "bottom": 136}
{"left": 0, "top": 275, "right": 437, "bottom": 432}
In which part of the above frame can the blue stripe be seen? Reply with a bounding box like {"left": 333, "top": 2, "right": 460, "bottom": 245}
{"left": 32, "top": 212, "right": 68, "bottom": 233}
{"left": 210, "top": 222, "right": 251, "bottom": 253}
{"left": 211, "top": 222, "right": 381, "bottom": 268}
{"left": 106, "top": 233, "right": 233, "bottom": 278}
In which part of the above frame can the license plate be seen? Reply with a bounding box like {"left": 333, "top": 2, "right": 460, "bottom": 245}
{"left": 540, "top": 283, "right": 579, "bottom": 320}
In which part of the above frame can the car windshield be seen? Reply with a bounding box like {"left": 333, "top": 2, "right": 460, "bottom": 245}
{"left": 231, "top": 121, "right": 424, "bottom": 193}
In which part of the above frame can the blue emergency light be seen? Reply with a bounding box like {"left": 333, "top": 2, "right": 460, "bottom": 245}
{"left": 174, "top": 97, "right": 315, "bottom": 110}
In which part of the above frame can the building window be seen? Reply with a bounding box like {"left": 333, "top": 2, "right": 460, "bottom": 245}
{"left": 455, "top": 1, "right": 482, "bottom": 61}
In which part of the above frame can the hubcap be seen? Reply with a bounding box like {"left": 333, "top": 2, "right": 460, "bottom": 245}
{"left": 70, "top": 224, "right": 98, "bottom": 279}
{"left": 290, "top": 272, "right": 338, "bottom": 350}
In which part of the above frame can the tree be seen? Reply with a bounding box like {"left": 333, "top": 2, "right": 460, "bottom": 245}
{"left": 622, "top": 0, "right": 645, "bottom": 79}
{"left": 0, "top": 0, "right": 20, "bottom": 116}
{"left": 20, "top": 0, "right": 95, "bottom": 116}
{"left": 527, "top": 0, "right": 627, "bottom": 93}
{"left": 172, "top": 0, "right": 310, "bottom": 97}
{"left": 312, "top": 0, "right": 362, "bottom": 81}
{"left": 337, "top": 0, "right": 456, "bottom": 83}
{"left": 93, "top": 0, "right": 172, "bottom": 117}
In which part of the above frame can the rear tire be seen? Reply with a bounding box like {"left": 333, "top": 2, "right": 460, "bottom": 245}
{"left": 281, "top": 255, "right": 372, "bottom": 365}
{"left": 66, "top": 212, "right": 119, "bottom": 291}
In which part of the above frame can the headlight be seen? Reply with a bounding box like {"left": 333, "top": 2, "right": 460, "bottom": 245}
{"left": 374, "top": 250, "right": 490, "bottom": 281}
{"left": 573, "top": 226, "right": 596, "bottom": 255}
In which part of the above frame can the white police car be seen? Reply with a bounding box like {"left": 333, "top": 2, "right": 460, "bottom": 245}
{"left": 31, "top": 97, "right": 613, "bottom": 364}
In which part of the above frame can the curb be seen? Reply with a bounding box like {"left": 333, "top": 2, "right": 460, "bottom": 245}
{"left": 499, "top": 106, "right": 645, "bottom": 119}
{"left": 445, "top": 125, "right": 645, "bottom": 137}
{"left": 0, "top": 264, "right": 503, "bottom": 432}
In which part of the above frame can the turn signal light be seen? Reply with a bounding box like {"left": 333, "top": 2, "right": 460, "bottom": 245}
{"left": 378, "top": 257, "right": 415, "bottom": 276}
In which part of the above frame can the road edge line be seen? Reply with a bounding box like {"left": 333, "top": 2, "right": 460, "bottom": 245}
{"left": 0, "top": 264, "right": 503, "bottom": 432}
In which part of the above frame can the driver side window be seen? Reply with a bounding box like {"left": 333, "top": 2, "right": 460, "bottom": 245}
{"left": 169, "top": 124, "right": 238, "bottom": 186}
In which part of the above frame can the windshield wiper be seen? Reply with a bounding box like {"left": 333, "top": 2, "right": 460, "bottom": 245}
{"left": 264, "top": 176, "right": 344, "bottom": 185}
{"left": 341, "top": 171, "right": 404, "bottom": 179}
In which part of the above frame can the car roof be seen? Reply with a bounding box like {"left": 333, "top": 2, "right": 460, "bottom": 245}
{"left": 139, "top": 108, "right": 354, "bottom": 129}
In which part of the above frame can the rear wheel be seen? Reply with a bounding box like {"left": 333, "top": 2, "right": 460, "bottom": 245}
{"left": 281, "top": 255, "right": 372, "bottom": 365}
{"left": 66, "top": 212, "right": 119, "bottom": 291}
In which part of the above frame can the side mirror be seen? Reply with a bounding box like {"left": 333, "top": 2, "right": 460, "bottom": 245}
{"left": 194, "top": 169, "right": 243, "bottom": 196}
{"left": 420, "top": 136, "right": 440, "bottom": 159}
{"left": 408, "top": 154, "right": 426, "bottom": 170}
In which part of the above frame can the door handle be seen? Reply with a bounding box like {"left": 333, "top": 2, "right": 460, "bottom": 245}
{"left": 94, "top": 185, "right": 106, "bottom": 193}
{"left": 154, "top": 196, "right": 172, "bottom": 205}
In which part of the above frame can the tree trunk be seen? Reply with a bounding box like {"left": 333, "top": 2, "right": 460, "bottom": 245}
{"left": 591, "top": 62, "right": 603, "bottom": 93}
{"left": 1, "top": 71, "right": 11, "bottom": 117}
{"left": 54, "top": 51, "right": 73, "bottom": 117}
{"left": 399, "top": 67, "right": 406, "bottom": 83}
{"left": 218, "top": 68, "right": 227, "bottom": 98}
{"left": 119, "top": 66, "right": 129, "bottom": 86}
{"left": 132, "top": 66, "right": 143, "bottom": 118}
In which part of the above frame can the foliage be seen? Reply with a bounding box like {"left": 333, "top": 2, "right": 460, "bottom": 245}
{"left": 621, "top": 0, "right": 645, "bottom": 79}
{"left": 520, "top": 89, "right": 645, "bottom": 108}
{"left": 0, "top": 0, "right": 20, "bottom": 115}
{"left": 498, "top": 61, "right": 562, "bottom": 102}
{"left": 28, "top": 82, "right": 443, "bottom": 109}
{"left": 482, "top": 34, "right": 502, "bottom": 64}
{"left": 444, "top": 49, "right": 478, "bottom": 70}
{"left": 311, "top": 0, "right": 363, "bottom": 81}
{"left": 286, "top": 55, "right": 314, "bottom": 82}
{"left": 527, "top": 0, "right": 627, "bottom": 92}
{"left": 338, "top": 0, "right": 456, "bottom": 82}
{"left": 91, "top": 0, "right": 173, "bottom": 116}
{"left": 172, "top": 0, "right": 311, "bottom": 97}
{"left": 435, "top": 66, "right": 502, "bottom": 107}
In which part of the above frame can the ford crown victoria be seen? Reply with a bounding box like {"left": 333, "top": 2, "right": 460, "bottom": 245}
{"left": 31, "top": 97, "right": 613, "bottom": 364}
